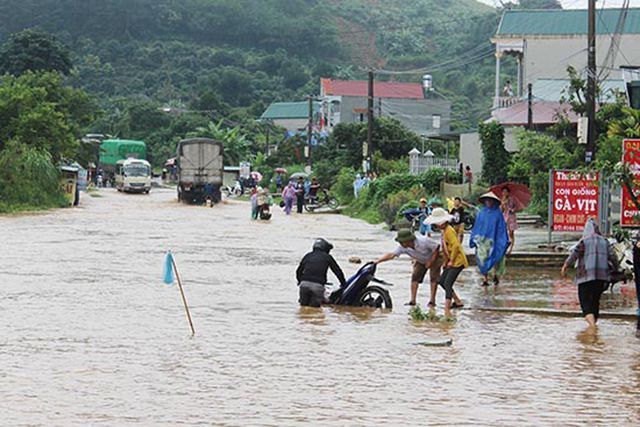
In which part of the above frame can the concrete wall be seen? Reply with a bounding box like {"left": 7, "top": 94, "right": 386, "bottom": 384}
{"left": 522, "top": 34, "right": 640, "bottom": 83}
{"left": 273, "top": 118, "right": 308, "bottom": 132}
{"left": 459, "top": 127, "right": 521, "bottom": 182}
{"left": 337, "top": 96, "right": 451, "bottom": 135}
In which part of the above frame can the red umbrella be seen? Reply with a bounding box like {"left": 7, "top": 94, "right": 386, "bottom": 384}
{"left": 274, "top": 167, "right": 287, "bottom": 174}
{"left": 490, "top": 182, "right": 531, "bottom": 212}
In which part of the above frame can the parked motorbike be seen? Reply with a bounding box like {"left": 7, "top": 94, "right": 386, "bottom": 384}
{"left": 402, "top": 208, "right": 426, "bottom": 234}
{"left": 462, "top": 205, "right": 480, "bottom": 231}
{"left": 303, "top": 189, "right": 339, "bottom": 212}
{"left": 221, "top": 180, "right": 243, "bottom": 198}
{"left": 325, "top": 262, "right": 393, "bottom": 309}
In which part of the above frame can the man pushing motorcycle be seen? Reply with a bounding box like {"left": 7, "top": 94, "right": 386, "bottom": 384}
{"left": 374, "top": 229, "right": 462, "bottom": 308}
{"left": 296, "top": 238, "right": 347, "bottom": 307}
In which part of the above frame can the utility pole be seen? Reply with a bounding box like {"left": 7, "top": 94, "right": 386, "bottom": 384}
{"left": 586, "top": 0, "right": 597, "bottom": 164}
{"left": 265, "top": 123, "right": 270, "bottom": 157}
{"left": 367, "top": 70, "right": 374, "bottom": 172}
{"left": 527, "top": 83, "right": 533, "bottom": 130}
{"left": 307, "top": 95, "right": 313, "bottom": 168}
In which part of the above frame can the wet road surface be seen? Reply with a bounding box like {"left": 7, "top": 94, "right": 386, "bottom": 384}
{"left": 1, "top": 188, "right": 639, "bottom": 425}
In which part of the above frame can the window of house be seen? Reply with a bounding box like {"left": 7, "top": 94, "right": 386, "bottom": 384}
{"left": 432, "top": 114, "right": 441, "bottom": 129}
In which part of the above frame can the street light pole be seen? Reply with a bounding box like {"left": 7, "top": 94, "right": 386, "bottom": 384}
{"left": 367, "top": 70, "right": 374, "bottom": 172}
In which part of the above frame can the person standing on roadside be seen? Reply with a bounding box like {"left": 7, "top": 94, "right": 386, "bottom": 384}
{"left": 295, "top": 176, "right": 305, "bottom": 214}
{"left": 561, "top": 219, "right": 616, "bottom": 331}
{"left": 464, "top": 166, "right": 473, "bottom": 184}
{"left": 425, "top": 208, "right": 468, "bottom": 318}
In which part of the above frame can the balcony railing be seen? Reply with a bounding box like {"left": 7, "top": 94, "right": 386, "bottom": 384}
{"left": 494, "top": 96, "right": 521, "bottom": 109}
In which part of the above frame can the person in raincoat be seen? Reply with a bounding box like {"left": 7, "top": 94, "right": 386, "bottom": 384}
{"left": 281, "top": 181, "right": 296, "bottom": 215}
{"left": 470, "top": 192, "right": 510, "bottom": 286}
{"left": 561, "top": 218, "right": 616, "bottom": 330}
{"left": 353, "top": 174, "right": 363, "bottom": 198}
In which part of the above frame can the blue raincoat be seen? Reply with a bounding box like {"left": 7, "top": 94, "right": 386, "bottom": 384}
{"left": 470, "top": 205, "right": 510, "bottom": 275}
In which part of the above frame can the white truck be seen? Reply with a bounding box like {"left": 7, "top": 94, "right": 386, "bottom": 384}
{"left": 176, "top": 138, "right": 224, "bottom": 204}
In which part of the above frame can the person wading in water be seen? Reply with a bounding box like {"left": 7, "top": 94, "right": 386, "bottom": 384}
{"left": 561, "top": 219, "right": 616, "bottom": 331}
{"left": 296, "top": 238, "right": 346, "bottom": 307}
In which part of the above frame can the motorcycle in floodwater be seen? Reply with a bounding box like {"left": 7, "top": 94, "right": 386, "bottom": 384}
{"left": 303, "top": 189, "right": 339, "bottom": 212}
{"left": 325, "top": 262, "right": 393, "bottom": 309}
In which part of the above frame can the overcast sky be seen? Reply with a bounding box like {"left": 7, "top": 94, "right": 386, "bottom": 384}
{"left": 477, "top": 0, "right": 640, "bottom": 8}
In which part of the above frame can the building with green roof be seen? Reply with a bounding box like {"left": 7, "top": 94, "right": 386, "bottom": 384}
{"left": 260, "top": 101, "right": 321, "bottom": 132}
{"left": 491, "top": 8, "right": 640, "bottom": 108}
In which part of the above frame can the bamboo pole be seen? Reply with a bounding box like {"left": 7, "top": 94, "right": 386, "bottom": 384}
{"left": 170, "top": 256, "right": 195, "bottom": 336}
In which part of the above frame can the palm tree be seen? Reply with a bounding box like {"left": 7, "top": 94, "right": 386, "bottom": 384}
{"left": 608, "top": 107, "right": 640, "bottom": 138}
{"left": 192, "top": 120, "right": 253, "bottom": 166}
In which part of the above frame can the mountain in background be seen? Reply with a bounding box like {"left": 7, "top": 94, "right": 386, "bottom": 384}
{"left": 0, "top": 0, "right": 502, "bottom": 130}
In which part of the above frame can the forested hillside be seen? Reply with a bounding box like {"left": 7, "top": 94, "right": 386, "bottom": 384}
{"left": 0, "top": 0, "right": 500, "bottom": 132}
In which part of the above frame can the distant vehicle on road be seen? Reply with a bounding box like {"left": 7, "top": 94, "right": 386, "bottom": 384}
{"left": 99, "top": 139, "right": 147, "bottom": 185}
{"left": 176, "top": 138, "right": 224, "bottom": 204}
{"left": 115, "top": 158, "right": 151, "bottom": 193}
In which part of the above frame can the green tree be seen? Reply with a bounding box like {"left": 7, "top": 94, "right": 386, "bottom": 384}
{"left": 479, "top": 121, "right": 509, "bottom": 185}
{"left": 0, "top": 71, "right": 95, "bottom": 161}
{"left": 0, "top": 29, "right": 72, "bottom": 76}
{"left": 608, "top": 107, "right": 640, "bottom": 139}
{"left": 516, "top": 0, "right": 562, "bottom": 9}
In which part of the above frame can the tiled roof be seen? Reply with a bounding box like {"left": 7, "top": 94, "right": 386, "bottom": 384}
{"left": 260, "top": 101, "right": 320, "bottom": 120}
{"left": 496, "top": 8, "right": 640, "bottom": 36}
{"left": 321, "top": 78, "right": 425, "bottom": 99}
{"left": 492, "top": 101, "right": 580, "bottom": 126}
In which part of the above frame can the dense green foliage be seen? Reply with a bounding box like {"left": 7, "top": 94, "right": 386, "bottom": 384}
{"left": 0, "top": 0, "right": 502, "bottom": 163}
{"left": 344, "top": 169, "right": 457, "bottom": 225}
{"left": 0, "top": 29, "right": 72, "bottom": 76}
{"left": 0, "top": 72, "right": 95, "bottom": 161}
{"left": 479, "top": 121, "right": 510, "bottom": 185}
{"left": 0, "top": 141, "right": 66, "bottom": 212}
{"left": 0, "top": 71, "right": 95, "bottom": 212}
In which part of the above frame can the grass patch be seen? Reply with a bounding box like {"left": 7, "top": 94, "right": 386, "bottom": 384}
{"left": 0, "top": 200, "right": 60, "bottom": 214}
{"left": 342, "top": 204, "right": 382, "bottom": 224}
{"left": 409, "top": 306, "right": 456, "bottom": 323}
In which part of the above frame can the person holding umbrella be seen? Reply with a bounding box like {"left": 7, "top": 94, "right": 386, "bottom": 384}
{"left": 501, "top": 187, "right": 518, "bottom": 255}
{"left": 488, "top": 182, "right": 530, "bottom": 254}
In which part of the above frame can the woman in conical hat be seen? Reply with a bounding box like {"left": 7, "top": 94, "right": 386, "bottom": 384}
{"left": 470, "top": 192, "right": 510, "bottom": 286}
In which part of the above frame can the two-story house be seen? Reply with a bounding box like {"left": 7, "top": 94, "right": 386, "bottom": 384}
{"left": 460, "top": 7, "right": 640, "bottom": 180}
{"left": 319, "top": 78, "right": 452, "bottom": 136}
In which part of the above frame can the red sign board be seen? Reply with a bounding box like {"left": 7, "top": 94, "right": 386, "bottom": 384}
{"left": 552, "top": 170, "right": 599, "bottom": 232}
{"left": 621, "top": 139, "right": 640, "bottom": 227}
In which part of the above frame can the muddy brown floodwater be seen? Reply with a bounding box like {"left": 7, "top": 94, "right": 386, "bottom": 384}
{"left": 1, "top": 188, "right": 640, "bottom": 426}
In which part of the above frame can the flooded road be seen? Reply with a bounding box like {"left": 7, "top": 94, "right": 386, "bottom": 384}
{"left": 1, "top": 188, "right": 639, "bottom": 425}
